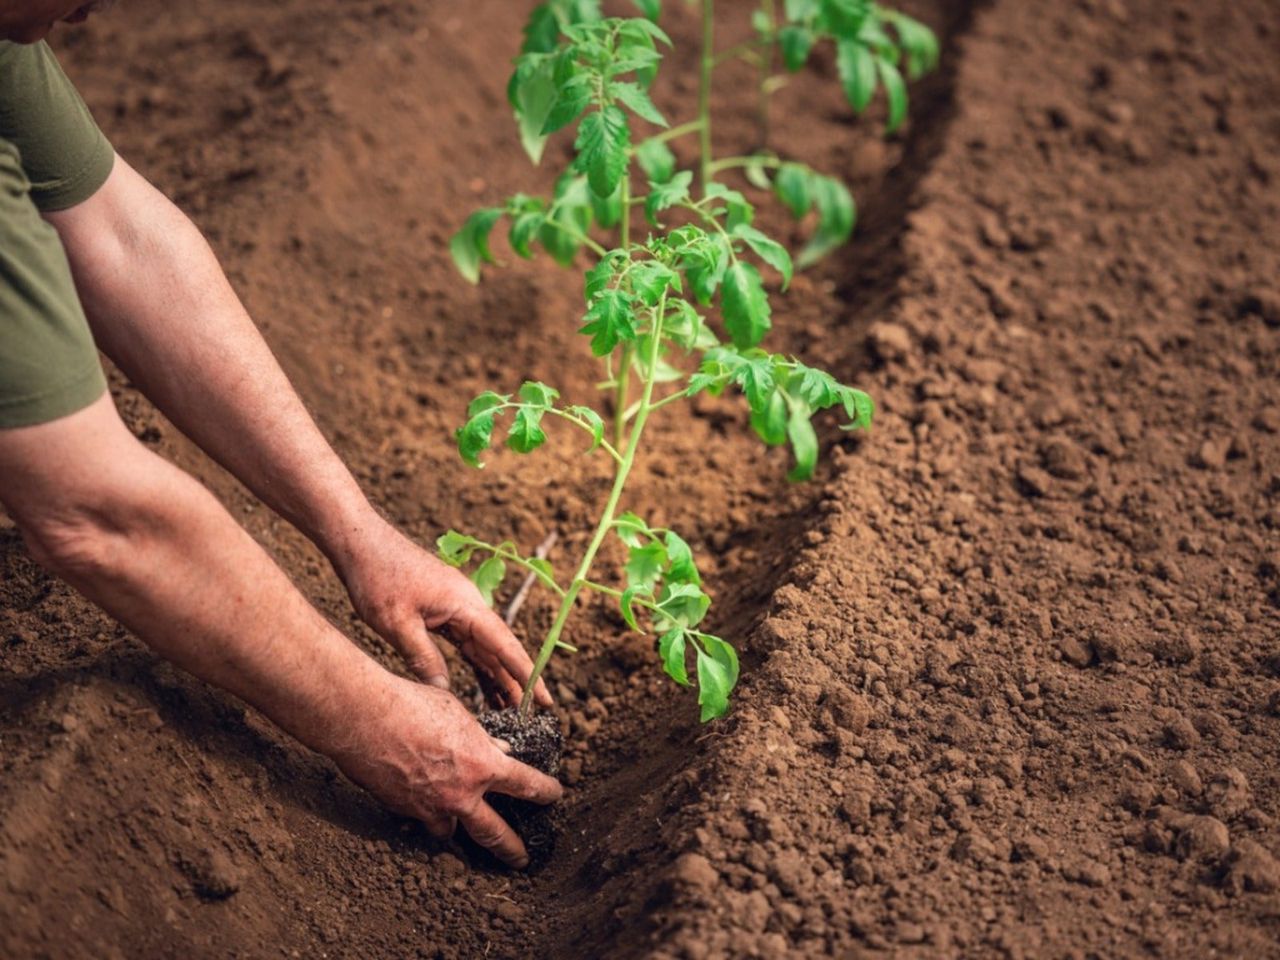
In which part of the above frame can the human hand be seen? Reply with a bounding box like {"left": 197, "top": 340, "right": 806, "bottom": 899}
{"left": 329, "top": 673, "right": 562, "bottom": 868}
{"left": 336, "top": 517, "right": 552, "bottom": 708}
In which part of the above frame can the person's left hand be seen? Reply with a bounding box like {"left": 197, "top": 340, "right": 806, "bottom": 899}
{"left": 334, "top": 517, "right": 552, "bottom": 709}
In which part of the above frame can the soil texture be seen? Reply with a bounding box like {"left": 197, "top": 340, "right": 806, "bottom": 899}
{"left": 1, "top": 0, "right": 1279, "bottom": 958}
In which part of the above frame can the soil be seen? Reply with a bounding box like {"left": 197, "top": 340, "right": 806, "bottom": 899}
{"left": 477, "top": 709, "right": 564, "bottom": 868}
{"left": 1, "top": 0, "right": 1279, "bottom": 957}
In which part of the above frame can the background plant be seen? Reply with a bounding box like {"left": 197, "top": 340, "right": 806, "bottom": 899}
{"left": 440, "top": 1, "right": 936, "bottom": 722}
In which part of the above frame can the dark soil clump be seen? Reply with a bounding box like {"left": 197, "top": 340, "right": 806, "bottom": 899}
{"left": 478, "top": 709, "right": 563, "bottom": 869}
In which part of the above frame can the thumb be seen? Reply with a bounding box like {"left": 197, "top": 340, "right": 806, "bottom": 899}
{"left": 389, "top": 616, "right": 451, "bottom": 689}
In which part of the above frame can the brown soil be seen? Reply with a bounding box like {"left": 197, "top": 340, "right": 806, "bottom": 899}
{"left": 2, "top": 0, "right": 1279, "bottom": 957}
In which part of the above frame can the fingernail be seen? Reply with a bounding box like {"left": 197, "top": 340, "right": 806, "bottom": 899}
{"left": 492, "top": 737, "right": 512, "bottom": 754}
{"left": 513, "top": 857, "right": 529, "bottom": 870}
{"left": 428, "top": 675, "right": 450, "bottom": 689}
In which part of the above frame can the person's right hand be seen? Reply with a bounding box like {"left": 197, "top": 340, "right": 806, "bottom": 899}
{"left": 328, "top": 673, "right": 562, "bottom": 869}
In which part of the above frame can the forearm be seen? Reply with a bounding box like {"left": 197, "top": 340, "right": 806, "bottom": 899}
{"left": 3, "top": 403, "right": 384, "bottom": 757}
{"left": 46, "top": 157, "right": 379, "bottom": 571}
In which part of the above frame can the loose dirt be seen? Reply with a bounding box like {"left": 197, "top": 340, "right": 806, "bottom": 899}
{"left": 2, "top": 0, "right": 1278, "bottom": 957}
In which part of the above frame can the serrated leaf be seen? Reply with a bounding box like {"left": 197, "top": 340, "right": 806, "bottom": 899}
{"left": 837, "top": 387, "right": 875, "bottom": 430}
{"left": 449, "top": 208, "right": 504, "bottom": 284}
{"left": 750, "top": 389, "right": 788, "bottom": 446}
{"left": 567, "top": 404, "right": 606, "bottom": 450}
{"left": 659, "top": 628, "right": 690, "bottom": 686}
{"left": 664, "top": 299, "right": 708, "bottom": 351}
{"left": 611, "top": 81, "right": 668, "bottom": 127}
{"left": 695, "top": 634, "right": 739, "bottom": 721}
{"left": 471, "top": 556, "right": 507, "bottom": 606}
{"left": 628, "top": 260, "right": 679, "bottom": 306}
{"left": 613, "top": 511, "right": 652, "bottom": 548}
{"left": 521, "top": 4, "right": 562, "bottom": 54}
{"left": 584, "top": 253, "right": 621, "bottom": 301}
{"left": 721, "top": 262, "right": 772, "bottom": 349}
{"left": 645, "top": 169, "right": 692, "bottom": 226}
{"left": 620, "top": 16, "right": 672, "bottom": 47}
{"left": 636, "top": 138, "right": 676, "bottom": 184}
{"left": 654, "top": 582, "right": 711, "bottom": 631}
{"left": 792, "top": 365, "right": 842, "bottom": 408}
{"left": 627, "top": 542, "right": 668, "bottom": 591}
{"left": 542, "top": 73, "right": 592, "bottom": 135}
{"left": 580, "top": 288, "right": 637, "bottom": 355}
{"left": 574, "top": 106, "right": 631, "bottom": 198}
{"left": 799, "top": 173, "right": 856, "bottom": 268}
{"left": 621, "top": 584, "right": 648, "bottom": 631}
{"left": 686, "top": 233, "right": 731, "bottom": 305}
{"left": 821, "top": 0, "right": 872, "bottom": 38}
{"left": 705, "top": 182, "right": 754, "bottom": 230}
{"left": 510, "top": 55, "right": 559, "bottom": 163}
{"left": 507, "top": 407, "right": 548, "bottom": 454}
{"left": 877, "top": 56, "right": 907, "bottom": 133}
{"left": 837, "top": 39, "right": 877, "bottom": 112}
{"left": 509, "top": 210, "right": 546, "bottom": 259}
{"left": 663, "top": 530, "right": 700, "bottom": 585}
{"left": 732, "top": 224, "right": 793, "bottom": 290}
{"left": 631, "top": 0, "right": 661, "bottom": 20}
{"left": 778, "top": 24, "right": 813, "bottom": 71}
{"left": 774, "top": 163, "right": 813, "bottom": 219}
{"left": 518, "top": 380, "right": 560, "bottom": 408}
{"left": 785, "top": 401, "right": 819, "bottom": 481}
{"left": 590, "top": 180, "right": 624, "bottom": 228}
{"left": 458, "top": 393, "right": 507, "bottom": 467}
{"left": 437, "top": 530, "right": 478, "bottom": 566}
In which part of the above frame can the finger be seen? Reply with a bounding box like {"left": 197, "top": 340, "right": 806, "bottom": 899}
{"left": 391, "top": 617, "right": 451, "bottom": 689}
{"left": 455, "top": 604, "right": 554, "bottom": 708}
{"left": 460, "top": 800, "right": 529, "bottom": 869}
{"left": 490, "top": 755, "right": 564, "bottom": 805}
{"left": 491, "top": 737, "right": 512, "bottom": 755}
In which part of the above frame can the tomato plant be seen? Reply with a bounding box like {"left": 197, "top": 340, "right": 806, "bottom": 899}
{"left": 441, "top": 1, "right": 936, "bottom": 722}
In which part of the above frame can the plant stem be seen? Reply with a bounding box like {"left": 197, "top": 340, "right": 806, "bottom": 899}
{"left": 757, "top": 0, "right": 776, "bottom": 148}
{"left": 612, "top": 176, "right": 634, "bottom": 448}
{"left": 540, "top": 217, "right": 609, "bottom": 258}
{"left": 520, "top": 291, "right": 670, "bottom": 715}
{"left": 698, "top": 0, "right": 714, "bottom": 195}
{"left": 640, "top": 119, "right": 705, "bottom": 148}
{"left": 706, "top": 154, "right": 783, "bottom": 176}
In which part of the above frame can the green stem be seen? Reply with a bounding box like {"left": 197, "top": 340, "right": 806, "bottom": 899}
{"left": 466, "top": 540, "right": 566, "bottom": 597}
{"left": 757, "top": 0, "right": 776, "bottom": 148}
{"left": 544, "top": 409, "right": 625, "bottom": 464}
{"left": 540, "top": 217, "right": 608, "bottom": 258}
{"left": 520, "top": 291, "right": 670, "bottom": 715}
{"left": 706, "top": 154, "right": 782, "bottom": 176}
{"left": 612, "top": 175, "right": 634, "bottom": 448}
{"left": 638, "top": 119, "right": 705, "bottom": 148}
{"left": 698, "top": 0, "right": 714, "bottom": 194}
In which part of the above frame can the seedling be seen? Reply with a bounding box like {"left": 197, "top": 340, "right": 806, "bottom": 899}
{"left": 441, "top": 2, "right": 936, "bottom": 722}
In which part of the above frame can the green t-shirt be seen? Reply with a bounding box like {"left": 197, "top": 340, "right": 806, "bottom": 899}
{"left": 1, "top": 40, "right": 113, "bottom": 429}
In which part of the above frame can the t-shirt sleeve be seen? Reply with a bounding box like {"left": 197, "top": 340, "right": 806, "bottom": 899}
{"left": 0, "top": 142, "right": 107, "bottom": 429}
{"left": 0, "top": 40, "right": 114, "bottom": 211}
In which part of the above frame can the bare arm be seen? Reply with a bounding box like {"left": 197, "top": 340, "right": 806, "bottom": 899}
{"left": 44, "top": 155, "right": 548, "bottom": 707}
{"left": 0, "top": 395, "right": 560, "bottom": 867}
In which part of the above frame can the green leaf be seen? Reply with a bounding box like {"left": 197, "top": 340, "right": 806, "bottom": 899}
{"left": 509, "top": 55, "right": 559, "bottom": 163}
{"left": 821, "top": 0, "right": 872, "bottom": 38}
{"left": 778, "top": 24, "right": 813, "bottom": 71}
{"left": 437, "top": 530, "right": 478, "bottom": 567}
{"left": 584, "top": 252, "right": 621, "bottom": 301}
{"left": 799, "top": 173, "right": 856, "bottom": 268}
{"left": 620, "top": 584, "right": 648, "bottom": 631}
{"left": 518, "top": 380, "right": 560, "bottom": 408}
{"left": 750, "top": 389, "right": 788, "bottom": 446}
{"left": 837, "top": 387, "right": 875, "bottom": 430}
{"left": 785, "top": 401, "right": 819, "bottom": 481}
{"left": 626, "top": 542, "right": 668, "bottom": 591}
{"left": 744, "top": 156, "right": 774, "bottom": 190}
{"left": 889, "top": 12, "right": 940, "bottom": 78}
{"left": 721, "top": 262, "right": 772, "bottom": 349}
{"left": 836, "top": 39, "right": 877, "bottom": 112}
{"left": 695, "top": 634, "right": 739, "bottom": 721}
{"left": 456, "top": 391, "right": 507, "bottom": 467}
{"left": 471, "top": 556, "right": 507, "bottom": 606}
{"left": 654, "top": 582, "right": 711, "bottom": 631}
{"left": 645, "top": 169, "right": 692, "bottom": 226}
{"left": 509, "top": 210, "right": 546, "bottom": 259}
{"left": 663, "top": 530, "right": 700, "bottom": 585}
{"left": 774, "top": 163, "right": 812, "bottom": 219}
{"left": 591, "top": 181, "right": 624, "bottom": 228}
{"left": 613, "top": 511, "right": 652, "bottom": 547}
{"left": 580, "top": 288, "right": 638, "bottom": 355}
{"left": 611, "top": 81, "right": 668, "bottom": 127}
{"left": 628, "top": 260, "right": 679, "bottom": 306}
{"left": 449, "top": 208, "right": 504, "bottom": 284}
{"left": 877, "top": 56, "right": 907, "bottom": 133}
{"left": 659, "top": 628, "right": 690, "bottom": 685}
{"left": 574, "top": 105, "right": 631, "bottom": 198}
{"left": 528, "top": 557, "right": 556, "bottom": 581}
{"left": 732, "top": 224, "right": 793, "bottom": 290}
{"left": 705, "top": 182, "right": 754, "bottom": 230}
{"left": 636, "top": 139, "right": 676, "bottom": 184}
{"left": 785, "top": 0, "right": 820, "bottom": 20}
{"left": 664, "top": 299, "right": 710, "bottom": 351}
{"left": 507, "top": 408, "right": 548, "bottom": 453}
{"left": 542, "top": 72, "right": 593, "bottom": 135}
{"left": 521, "top": 4, "right": 562, "bottom": 54}
{"left": 631, "top": 0, "right": 661, "bottom": 20}
{"left": 567, "top": 404, "right": 606, "bottom": 450}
